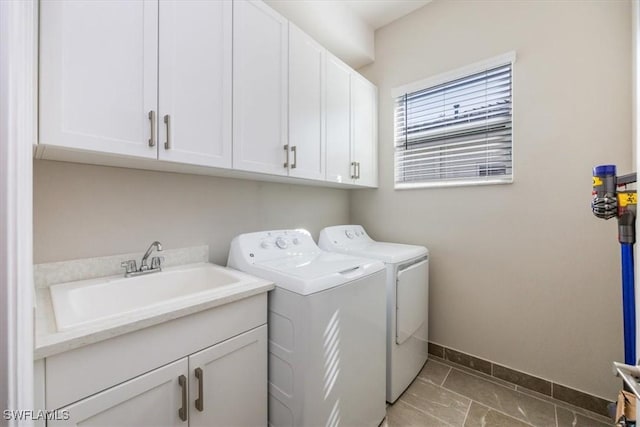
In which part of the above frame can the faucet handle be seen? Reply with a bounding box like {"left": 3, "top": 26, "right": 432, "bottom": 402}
{"left": 121, "top": 260, "right": 137, "bottom": 274}
{"left": 151, "top": 256, "right": 165, "bottom": 270}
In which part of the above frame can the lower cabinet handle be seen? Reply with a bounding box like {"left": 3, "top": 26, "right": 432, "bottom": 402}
{"left": 195, "top": 367, "right": 204, "bottom": 412}
{"left": 283, "top": 144, "right": 289, "bottom": 168}
{"left": 178, "top": 375, "right": 187, "bottom": 422}
{"left": 291, "top": 146, "right": 297, "bottom": 169}
{"left": 164, "top": 114, "right": 171, "bottom": 150}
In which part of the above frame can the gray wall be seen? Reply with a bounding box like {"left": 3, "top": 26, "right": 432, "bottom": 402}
{"left": 352, "top": 0, "right": 631, "bottom": 399}
{"left": 33, "top": 160, "right": 350, "bottom": 265}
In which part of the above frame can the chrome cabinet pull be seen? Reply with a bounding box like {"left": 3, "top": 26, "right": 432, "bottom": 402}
{"left": 148, "top": 110, "right": 156, "bottom": 147}
{"left": 291, "top": 146, "right": 297, "bottom": 169}
{"left": 164, "top": 114, "right": 171, "bottom": 150}
{"left": 195, "top": 367, "right": 204, "bottom": 412}
{"left": 178, "top": 375, "right": 187, "bottom": 422}
{"left": 356, "top": 162, "right": 361, "bottom": 179}
{"left": 351, "top": 161, "right": 356, "bottom": 179}
{"left": 283, "top": 144, "right": 289, "bottom": 168}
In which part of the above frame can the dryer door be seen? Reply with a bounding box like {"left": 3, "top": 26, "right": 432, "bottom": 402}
{"left": 396, "top": 258, "right": 428, "bottom": 345}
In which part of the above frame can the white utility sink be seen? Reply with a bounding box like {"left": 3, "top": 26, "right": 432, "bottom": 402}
{"left": 50, "top": 263, "right": 255, "bottom": 332}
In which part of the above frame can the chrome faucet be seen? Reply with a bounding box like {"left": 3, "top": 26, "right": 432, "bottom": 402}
{"left": 141, "top": 241, "right": 163, "bottom": 270}
{"left": 121, "top": 241, "right": 164, "bottom": 277}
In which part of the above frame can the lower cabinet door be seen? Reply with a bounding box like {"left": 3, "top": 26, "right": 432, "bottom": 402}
{"left": 188, "top": 325, "right": 268, "bottom": 427}
{"left": 49, "top": 359, "right": 189, "bottom": 427}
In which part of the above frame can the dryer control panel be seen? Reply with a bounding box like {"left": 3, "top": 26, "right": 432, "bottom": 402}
{"left": 319, "top": 225, "right": 373, "bottom": 247}
{"left": 228, "top": 229, "right": 321, "bottom": 264}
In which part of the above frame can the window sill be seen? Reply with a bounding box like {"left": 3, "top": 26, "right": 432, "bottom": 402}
{"left": 394, "top": 178, "right": 513, "bottom": 190}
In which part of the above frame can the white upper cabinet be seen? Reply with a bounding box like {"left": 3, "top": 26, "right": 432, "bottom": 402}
{"left": 326, "top": 55, "right": 378, "bottom": 187}
{"left": 288, "top": 24, "right": 325, "bottom": 181}
{"left": 326, "top": 55, "right": 353, "bottom": 184}
{"left": 39, "top": 0, "right": 158, "bottom": 159}
{"left": 38, "top": 0, "right": 377, "bottom": 188}
{"left": 158, "top": 0, "right": 232, "bottom": 168}
{"left": 352, "top": 74, "right": 378, "bottom": 187}
{"left": 233, "top": 0, "right": 289, "bottom": 176}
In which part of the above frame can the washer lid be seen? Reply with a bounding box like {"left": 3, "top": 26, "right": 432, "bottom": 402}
{"left": 226, "top": 229, "right": 385, "bottom": 296}
{"left": 318, "top": 225, "right": 428, "bottom": 264}
{"left": 254, "top": 252, "right": 384, "bottom": 295}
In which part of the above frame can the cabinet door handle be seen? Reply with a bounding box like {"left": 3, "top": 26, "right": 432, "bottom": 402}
{"left": 148, "top": 110, "right": 156, "bottom": 147}
{"left": 351, "top": 161, "right": 356, "bottom": 179}
{"left": 357, "top": 162, "right": 361, "bottom": 179}
{"left": 178, "top": 374, "right": 187, "bottom": 422}
{"left": 291, "top": 146, "right": 297, "bottom": 169}
{"left": 195, "top": 367, "right": 204, "bottom": 412}
{"left": 164, "top": 114, "right": 171, "bottom": 150}
{"left": 283, "top": 144, "right": 289, "bottom": 168}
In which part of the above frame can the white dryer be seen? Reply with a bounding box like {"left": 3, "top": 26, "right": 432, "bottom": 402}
{"left": 227, "top": 229, "right": 387, "bottom": 427}
{"left": 319, "top": 225, "right": 429, "bottom": 403}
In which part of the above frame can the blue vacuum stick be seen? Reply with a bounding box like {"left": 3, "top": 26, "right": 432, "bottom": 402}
{"left": 592, "top": 165, "right": 637, "bottom": 365}
{"left": 621, "top": 243, "right": 635, "bottom": 365}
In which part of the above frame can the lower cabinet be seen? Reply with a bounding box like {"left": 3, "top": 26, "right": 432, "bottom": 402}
{"left": 189, "top": 325, "right": 267, "bottom": 427}
{"left": 49, "top": 359, "right": 188, "bottom": 427}
{"left": 49, "top": 325, "right": 267, "bottom": 427}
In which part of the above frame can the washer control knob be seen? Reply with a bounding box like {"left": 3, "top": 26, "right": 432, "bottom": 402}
{"left": 292, "top": 237, "right": 300, "bottom": 245}
{"left": 275, "top": 237, "right": 288, "bottom": 249}
{"left": 260, "top": 241, "right": 271, "bottom": 249}
{"left": 345, "top": 230, "right": 355, "bottom": 239}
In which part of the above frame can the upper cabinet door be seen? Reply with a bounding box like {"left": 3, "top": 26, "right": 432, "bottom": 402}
{"left": 158, "top": 0, "right": 232, "bottom": 168}
{"left": 288, "top": 24, "right": 325, "bottom": 181}
{"left": 39, "top": 0, "right": 158, "bottom": 159}
{"left": 326, "top": 55, "right": 353, "bottom": 184}
{"left": 352, "top": 74, "right": 378, "bottom": 187}
{"left": 233, "top": 0, "right": 289, "bottom": 176}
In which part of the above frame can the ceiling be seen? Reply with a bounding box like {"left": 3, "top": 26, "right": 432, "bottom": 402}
{"left": 344, "top": 0, "right": 432, "bottom": 30}
{"left": 265, "top": 0, "right": 432, "bottom": 68}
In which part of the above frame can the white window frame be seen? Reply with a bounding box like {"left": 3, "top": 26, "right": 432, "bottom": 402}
{"left": 392, "top": 51, "right": 516, "bottom": 190}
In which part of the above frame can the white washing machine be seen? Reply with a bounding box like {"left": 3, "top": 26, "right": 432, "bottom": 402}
{"left": 227, "top": 229, "right": 387, "bottom": 427}
{"left": 319, "top": 225, "right": 429, "bottom": 403}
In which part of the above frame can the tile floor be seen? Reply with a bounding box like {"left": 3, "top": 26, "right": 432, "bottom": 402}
{"left": 384, "top": 357, "right": 613, "bottom": 427}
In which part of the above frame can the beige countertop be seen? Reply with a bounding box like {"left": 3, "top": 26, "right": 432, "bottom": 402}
{"left": 34, "top": 247, "right": 274, "bottom": 359}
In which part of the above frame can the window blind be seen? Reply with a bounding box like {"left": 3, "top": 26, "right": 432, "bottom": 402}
{"left": 394, "top": 62, "right": 513, "bottom": 188}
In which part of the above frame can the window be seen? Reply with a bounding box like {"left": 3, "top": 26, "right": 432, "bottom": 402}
{"left": 393, "top": 53, "right": 515, "bottom": 189}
